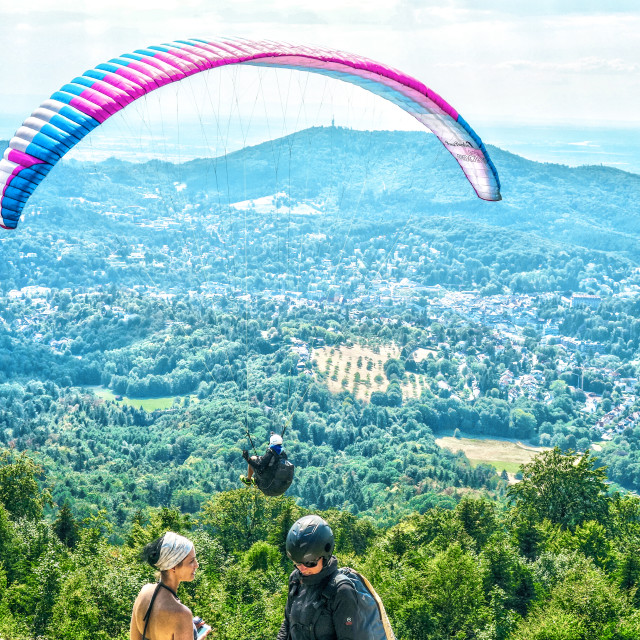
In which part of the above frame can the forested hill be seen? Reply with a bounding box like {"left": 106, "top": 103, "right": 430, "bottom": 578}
{"left": 5, "top": 130, "right": 640, "bottom": 639}
{"left": 3, "top": 127, "right": 639, "bottom": 258}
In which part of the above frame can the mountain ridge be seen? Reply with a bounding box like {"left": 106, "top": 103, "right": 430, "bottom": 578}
{"left": 3, "top": 127, "right": 640, "bottom": 259}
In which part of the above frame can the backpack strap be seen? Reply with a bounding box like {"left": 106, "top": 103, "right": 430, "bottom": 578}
{"left": 310, "top": 573, "right": 353, "bottom": 640}
{"left": 288, "top": 576, "right": 300, "bottom": 600}
{"left": 321, "top": 572, "right": 351, "bottom": 604}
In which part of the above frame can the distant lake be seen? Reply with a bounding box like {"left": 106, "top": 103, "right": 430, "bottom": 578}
{"left": 1, "top": 112, "right": 638, "bottom": 175}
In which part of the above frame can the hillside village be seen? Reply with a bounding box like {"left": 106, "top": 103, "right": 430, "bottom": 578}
{"left": 4, "top": 268, "right": 638, "bottom": 447}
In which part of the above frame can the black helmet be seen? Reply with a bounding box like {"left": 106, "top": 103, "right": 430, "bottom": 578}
{"left": 286, "top": 515, "right": 334, "bottom": 564}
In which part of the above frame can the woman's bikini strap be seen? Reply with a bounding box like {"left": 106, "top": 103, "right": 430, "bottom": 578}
{"left": 142, "top": 582, "right": 179, "bottom": 640}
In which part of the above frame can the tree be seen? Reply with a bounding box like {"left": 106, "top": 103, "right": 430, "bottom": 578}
{"left": 455, "top": 496, "right": 498, "bottom": 550}
{"left": 481, "top": 536, "right": 536, "bottom": 615}
{"left": 510, "top": 408, "right": 537, "bottom": 439}
{"left": 0, "top": 502, "right": 17, "bottom": 576}
{"left": 54, "top": 501, "right": 80, "bottom": 549}
{"left": 383, "top": 358, "right": 405, "bottom": 381}
{"left": 510, "top": 564, "right": 640, "bottom": 640}
{"left": 615, "top": 548, "right": 640, "bottom": 605}
{"left": 507, "top": 448, "right": 610, "bottom": 530}
{"left": 0, "top": 450, "right": 50, "bottom": 521}
{"left": 424, "top": 542, "right": 488, "bottom": 638}
{"left": 200, "top": 489, "right": 298, "bottom": 554}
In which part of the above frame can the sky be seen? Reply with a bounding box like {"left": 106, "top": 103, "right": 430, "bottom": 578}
{"left": 0, "top": 0, "right": 639, "bottom": 167}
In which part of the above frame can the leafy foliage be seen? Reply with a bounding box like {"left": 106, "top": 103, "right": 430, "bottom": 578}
{"left": 1, "top": 447, "right": 640, "bottom": 638}
{"left": 507, "top": 449, "right": 609, "bottom": 530}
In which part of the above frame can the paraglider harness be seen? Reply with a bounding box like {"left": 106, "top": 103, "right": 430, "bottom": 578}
{"left": 245, "top": 447, "right": 295, "bottom": 497}
{"left": 288, "top": 567, "right": 396, "bottom": 640}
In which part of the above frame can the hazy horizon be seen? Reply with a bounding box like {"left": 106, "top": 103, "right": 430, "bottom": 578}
{"left": 2, "top": 113, "right": 638, "bottom": 176}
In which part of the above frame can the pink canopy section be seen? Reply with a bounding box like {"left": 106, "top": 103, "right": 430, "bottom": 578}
{"left": 0, "top": 37, "right": 501, "bottom": 230}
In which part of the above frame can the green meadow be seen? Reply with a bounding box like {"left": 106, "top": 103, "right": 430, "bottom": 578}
{"left": 436, "top": 435, "right": 549, "bottom": 477}
{"left": 91, "top": 387, "right": 196, "bottom": 411}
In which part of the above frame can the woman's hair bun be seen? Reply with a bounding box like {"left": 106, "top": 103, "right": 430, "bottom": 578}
{"left": 141, "top": 534, "right": 165, "bottom": 567}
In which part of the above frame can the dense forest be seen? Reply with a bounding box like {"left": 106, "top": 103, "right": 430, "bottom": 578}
{"left": 0, "top": 290, "right": 506, "bottom": 525}
{"left": 1, "top": 127, "right": 640, "bottom": 637}
{"left": 2, "top": 448, "right": 640, "bottom": 640}
{"left": 2, "top": 283, "right": 640, "bottom": 519}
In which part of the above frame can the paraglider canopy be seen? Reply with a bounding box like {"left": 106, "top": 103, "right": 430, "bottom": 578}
{"left": 0, "top": 37, "right": 501, "bottom": 230}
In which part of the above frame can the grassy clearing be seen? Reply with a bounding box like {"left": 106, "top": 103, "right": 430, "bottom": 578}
{"left": 436, "top": 435, "right": 549, "bottom": 475}
{"left": 466, "top": 460, "right": 524, "bottom": 475}
{"left": 312, "top": 343, "right": 431, "bottom": 402}
{"left": 91, "top": 387, "right": 196, "bottom": 411}
{"left": 413, "top": 347, "right": 438, "bottom": 361}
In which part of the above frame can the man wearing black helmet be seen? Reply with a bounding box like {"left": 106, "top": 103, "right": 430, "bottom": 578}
{"left": 277, "top": 515, "right": 358, "bottom": 640}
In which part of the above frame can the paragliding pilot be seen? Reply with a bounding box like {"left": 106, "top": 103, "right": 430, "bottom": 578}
{"left": 241, "top": 432, "right": 294, "bottom": 497}
{"left": 241, "top": 431, "right": 283, "bottom": 485}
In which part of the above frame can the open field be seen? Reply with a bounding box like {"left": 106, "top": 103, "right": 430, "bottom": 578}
{"left": 436, "top": 435, "right": 549, "bottom": 475}
{"left": 312, "top": 343, "right": 430, "bottom": 402}
{"left": 91, "top": 387, "right": 196, "bottom": 411}
{"left": 413, "top": 347, "right": 438, "bottom": 361}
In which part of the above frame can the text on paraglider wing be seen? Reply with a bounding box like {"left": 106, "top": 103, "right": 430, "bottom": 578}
{"left": 455, "top": 153, "right": 483, "bottom": 162}
{"left": 443, "top": 140, "right": 474, "bottom": 147}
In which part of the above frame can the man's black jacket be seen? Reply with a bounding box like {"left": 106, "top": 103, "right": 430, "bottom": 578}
{"left": 276, "top": 556, "right": 358, "bottom": 640}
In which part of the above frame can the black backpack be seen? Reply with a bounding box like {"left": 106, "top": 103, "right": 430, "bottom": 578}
{"left": 313, "top": 568, "right": 396, "bottom": 640}
{"left": 255, "top": 450, "right": 295, "bottom": 497}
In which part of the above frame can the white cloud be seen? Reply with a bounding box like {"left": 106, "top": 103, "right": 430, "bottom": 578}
{"left": 567, "top": 141, "right": 599, "bottom": 147}
{"left": 494, "top": 57, "right": 639, "bottom": 74}
{"left": 0, "top": 0, "right": 638, "bottom": 127}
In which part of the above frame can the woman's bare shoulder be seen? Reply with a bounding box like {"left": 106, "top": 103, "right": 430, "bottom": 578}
{"left": 133, "top": 583, "right": 157, "bottom": 607}
{"left": 149, "top": 602, "right": 193, "bottom": 640}
{"left": 131, "top": 585, "right": 193, "bottom": 640}
{"left": 135, "top": 584, "right": 189, "bottom": 610}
